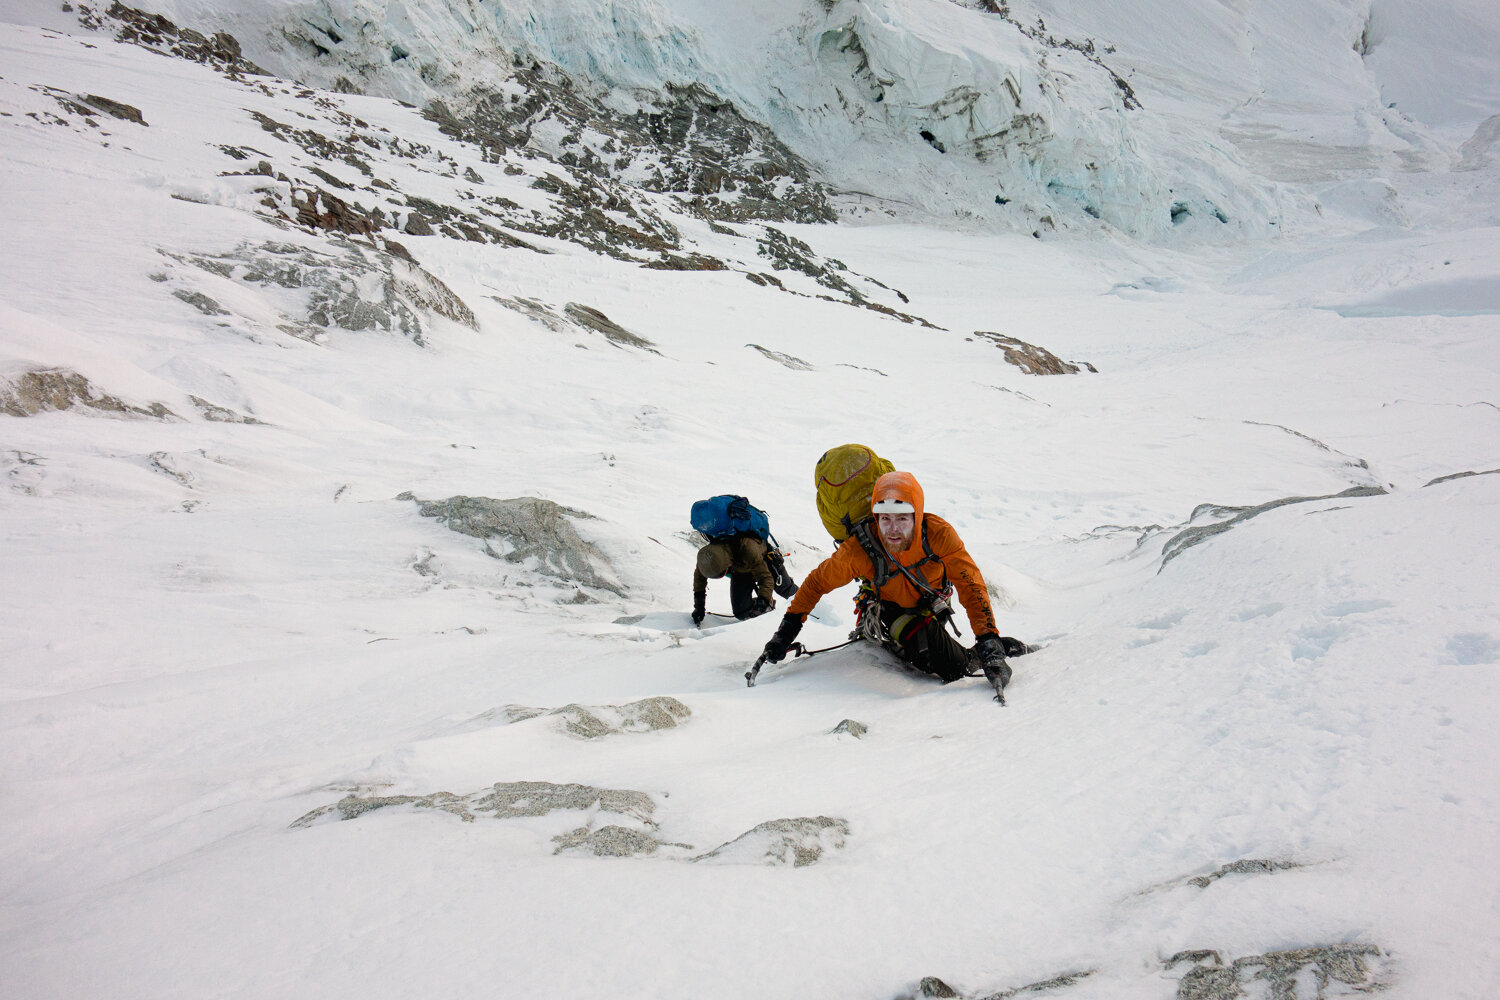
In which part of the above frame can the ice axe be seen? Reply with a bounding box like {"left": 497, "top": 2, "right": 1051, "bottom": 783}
{"left": 745, "top": 643, "right": 806, "bottom": 687}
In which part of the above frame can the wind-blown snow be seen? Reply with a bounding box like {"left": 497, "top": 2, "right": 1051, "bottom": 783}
{"left": 2, "top": 1, "right": 1499, "bottom": 999}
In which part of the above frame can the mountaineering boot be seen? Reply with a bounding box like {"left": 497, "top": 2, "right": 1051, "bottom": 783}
{"left": 767, "top": 550, "right": 798, "bottom": 599}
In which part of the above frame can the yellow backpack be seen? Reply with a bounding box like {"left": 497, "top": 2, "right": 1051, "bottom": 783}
{"left": 814, "top": 443, "right": 895, "bottom": 541}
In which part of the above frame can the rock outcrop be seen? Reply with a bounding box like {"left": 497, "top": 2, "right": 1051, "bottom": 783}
{"left": 502, "top": 696, "right": 692, "bottom": 739}
{"left": 401, "top": 493, "right": 623, "bottom": 596}
{"left": 0, "top": 367, "right": 177, "bottom": 420}
{"left": 971, "top": 332, "right": 1096, "bottom": 375}
{"left": 692, "top": 816, "right": 850, "bottom": 867}
{"left": 163, "top": 238, "right": 475, "bottom": 346}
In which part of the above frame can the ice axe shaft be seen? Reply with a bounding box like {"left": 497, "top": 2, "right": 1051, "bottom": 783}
{"left": 745, "top": 643, "right": 806, "bottom": 687}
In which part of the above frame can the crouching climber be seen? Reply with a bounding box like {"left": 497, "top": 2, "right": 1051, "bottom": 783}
{"left": 693, "top": 535, "right": 791, "bottom": 625}
{"left": 760, "top": 470, "right": 1024, "bottom": 701}
{"left": 689, "top": 494, "right": 798, "bottom": 626}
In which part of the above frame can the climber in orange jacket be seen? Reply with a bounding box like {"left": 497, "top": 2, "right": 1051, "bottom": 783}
{"left": 760, "top": 470, "right": 1024, "bottom": 696}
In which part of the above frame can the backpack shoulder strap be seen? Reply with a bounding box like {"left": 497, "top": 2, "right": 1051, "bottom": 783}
{"left": 848, "top": 518, "right": 893, "bottom": 589}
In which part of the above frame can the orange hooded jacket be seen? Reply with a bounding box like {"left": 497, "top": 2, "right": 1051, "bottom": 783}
{"left": 787, "top": 471, "right": 999, "bottom": 637}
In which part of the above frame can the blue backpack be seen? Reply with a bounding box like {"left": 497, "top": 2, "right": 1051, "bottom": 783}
{"left": 691, "top": 495, "right": 771, "bottom": 542}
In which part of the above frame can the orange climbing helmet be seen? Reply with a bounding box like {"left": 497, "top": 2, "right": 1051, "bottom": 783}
{"left": 870, "top": 471, "right": 924, "bottom": 521}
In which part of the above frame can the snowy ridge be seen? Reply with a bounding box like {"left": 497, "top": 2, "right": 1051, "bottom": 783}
{"left": 2, "top": 2, "right": 1500, "bottom": 999}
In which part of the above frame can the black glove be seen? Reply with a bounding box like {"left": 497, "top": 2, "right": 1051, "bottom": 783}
{"left": 745, "top": 596, "right": 773, "bottom": 618}
{"left": 974, "top": 633, "right": 1012, "bottom": 690}
{"left": 761, "top": 612, "right": 803, "bottom": 663}
{"left": 692, "top": 597, "right": 706, "bottom": 627}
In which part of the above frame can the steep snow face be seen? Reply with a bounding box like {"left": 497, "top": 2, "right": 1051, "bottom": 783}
{"left": 3, "top": 6, "right": 1500, "bottom": 1000}
{"left": 1360, "top": 0, "right": 1500, "bottom": 130}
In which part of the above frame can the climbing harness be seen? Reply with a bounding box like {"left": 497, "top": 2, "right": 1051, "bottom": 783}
{"left": 845, "top": 516, "right": 961, "bottom": 640}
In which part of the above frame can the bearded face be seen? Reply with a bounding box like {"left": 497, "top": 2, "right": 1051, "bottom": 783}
{"left": 876, "top": 511, "right": 916, "bottom": 552}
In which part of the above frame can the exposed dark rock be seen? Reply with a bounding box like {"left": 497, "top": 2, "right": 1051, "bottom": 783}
{"left": 1424, "top": 467, "right": 1500, "bottom": 487}
{"left": 0, "top": 368, "right": 177, "bottom": 420}
{"left": 79, "top": 0, "right": 925, "bottom": 328}
{"left": 1159, "top": 486, "right": 1389, "bottom": 569}
{"left": 562, "top": 303, "right": 660, "bottom": 352}
{"left": 1242, "top": 421, "right": 1372, "bottom": 476}
{"left": 400, "top": 493, "right": 623, "bottom": 595}
{"left": 898, "top": 967, "right": 1096, "bottom": 1000}
{"left": 644, "top": 252, "right": 730, "bottom": 271}
{"left": 377, "top": 236, "right": 415, "bottom": 263}
{"left": 502, "top": 696, "right": 692, "bottom": 739}
{"left": 492, "top": 297, "right": 658, "bottom": 352}
{"left": 400, "top": 195, "right": 545, "bottom": 251}
{"left": 745, "top": 227, "right": 939, "bottom": 325}
{"left": 80, "top": 92, "right": 147, "bottom": 124}
{"left": 290, "top": 185, "right": 382, "bottom": 236}
{"left": 40, "top": 87, "right": 148, "bottom": 126}
{"left": 424, "top": 72, "right": 837, "bottom": 226}
{"left": 291, "top": 780, "right": 657, "bottom": 830}
{"left": 167, "top": 238, "right": 475, "bottom": 345}
{"left": 971, "top": 332, "right": 1094, "bottom": 375}
{"left": 747, "top": 343, "right": 815, "bottom": 371}
{"left": 983, "top": 969, "right": 1097, "bottom": 998}
{"left": 1169, "top": 944, "right": 1390, "bottom": 1000}
{"left": 492, "top": 296, "right": 573, "bottom": 334}
{"left": 246, "top": 109, "right": 374, "bottom": 178}
{"left": 552, "top": 824, "right": 690, "bottom": 858}
{"left": 693, "top": 816, "right": 850, "bottom": 867}
{"left": 172, "top": 289, "right": 229, "bottom": 316}
{"left": 528, "top": 170, "right": 684, "bottom": 259}
{"left": 306, "top": 165, "right": 355, "bottom": 191}
{"left": 473, "top": 782, "right": 656, "bottom": 823}
{"left": 188, "top": 395, "right": 264, "bottom": 424}
{"left": 77, "top": 3, "right": 265, "bottom": 76}
{"left": 1186, "top": 858, "right": 1307, "bottom": 889}
{"left": 757, "top": 226, "right": 863, "bottom": 300}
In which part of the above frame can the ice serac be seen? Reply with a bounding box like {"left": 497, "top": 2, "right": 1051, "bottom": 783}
{"left": 152, "top": 0, "right": 1282, "bottom": 239}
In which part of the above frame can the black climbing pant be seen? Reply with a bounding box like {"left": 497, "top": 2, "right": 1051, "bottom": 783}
{"left": 729, "top": 572, "right": 758, "bottom": 619}
{"left": 879, "top": 601, "right": 970, "bottom": 683}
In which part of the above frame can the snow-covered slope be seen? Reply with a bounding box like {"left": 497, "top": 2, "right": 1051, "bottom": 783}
{"left": 2, "top": 2, "right": 1499, "bottom": 999}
